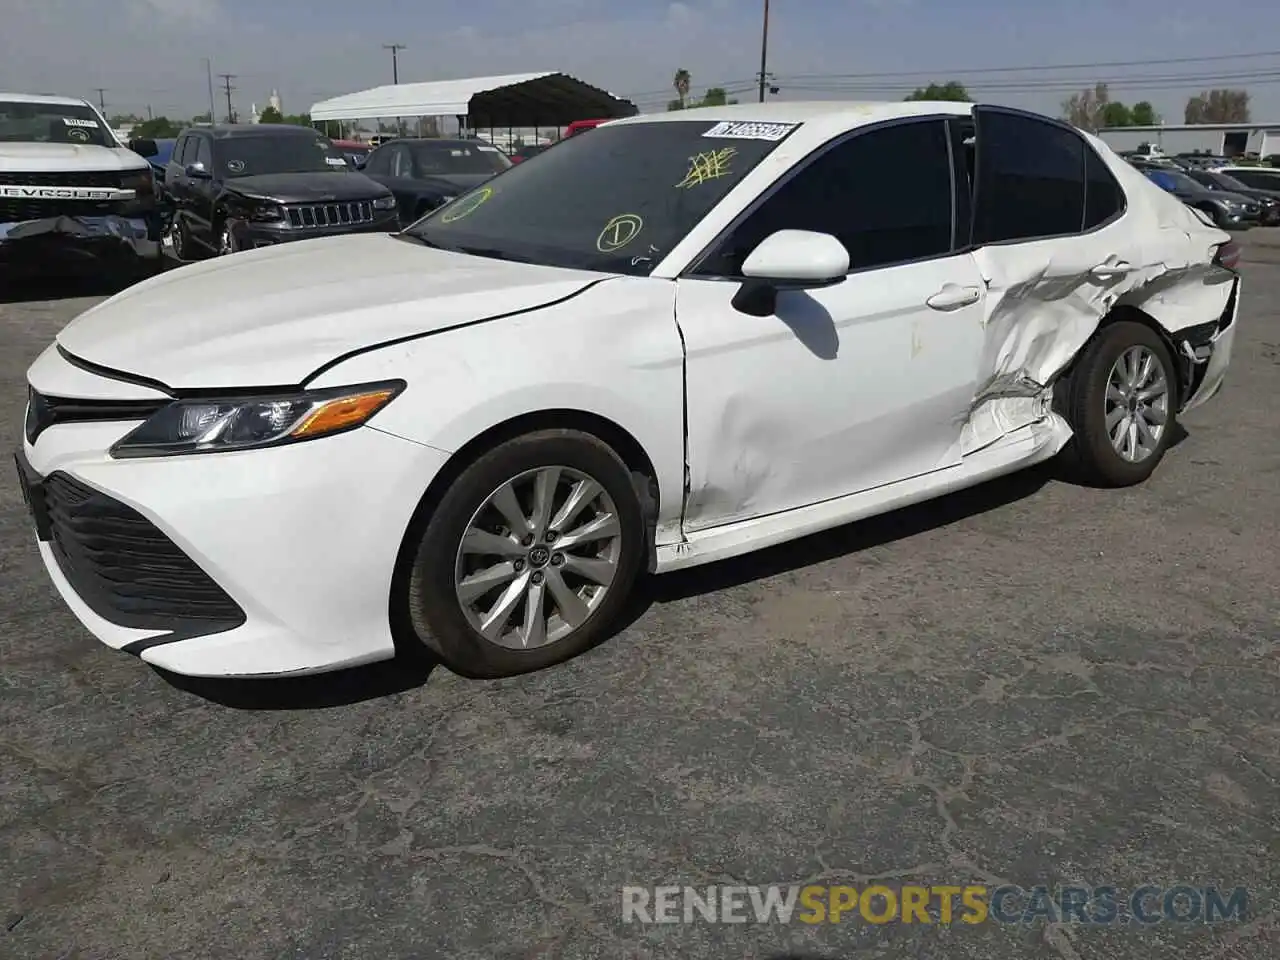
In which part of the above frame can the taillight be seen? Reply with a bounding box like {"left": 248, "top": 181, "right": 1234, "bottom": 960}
{"left": 1214, "top": 240, "right": 1240, "bottom": 270}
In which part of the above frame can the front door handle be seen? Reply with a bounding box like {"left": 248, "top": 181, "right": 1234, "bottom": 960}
{"left": 1090, "top": 260, "right": 1132, "bottom": 279}
{"left": 926, "top": 284, "right": 982, "bottom": 311}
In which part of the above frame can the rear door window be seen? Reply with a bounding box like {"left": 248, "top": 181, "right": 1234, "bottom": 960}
{"left": 973, "top": 108, "right": 1086, "bottom": 243}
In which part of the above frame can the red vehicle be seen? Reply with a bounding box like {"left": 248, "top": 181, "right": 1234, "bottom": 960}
{"left": 565, "top": 118, "right": 608, "bottom": 137}
{"left": 330, "top": 138, "right": 373, "bottom": 168}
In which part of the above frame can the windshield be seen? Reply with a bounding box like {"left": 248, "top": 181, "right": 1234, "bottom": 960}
{"left": 412, "top": 141, "right": 511, "bottom": 176}
{"left": 406, "top": 119, "right": 795, "bottom": 275}
{"left": 215, "top": 134, "right": 349, "bottom": 177}
{"left": 1158, "top": 171, "right": 1200, "bottom": 192}
{"left": 0, "top": 99, "right": 114, "bottom": 147}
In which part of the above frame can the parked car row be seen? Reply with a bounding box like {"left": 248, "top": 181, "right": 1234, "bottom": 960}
{"left": 1126, "top": 157, "right": 1280, "bottom": 228}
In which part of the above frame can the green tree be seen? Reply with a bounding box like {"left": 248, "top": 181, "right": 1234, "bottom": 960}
{"left": 1101, "top": 101, "right": 1133, "bottom": 128}
{"left": 673, "top": 68, "right": 691, "bottom": 109}
{"left": 282, "top": 113, "right": 314, "bottom": 127}
{"left": 1062, "top": 82, "right": 1111, "bottom": 132}
{"left": 1130, "top": 101, "right": 1159, "bottom": 126}
{"left": 693, "top": 87, "right": 739, "bottom": 107}
{"left": 258, "top": 105, "right": 284, "bottom": 123}
{"left": 904, "top": 81, "right": 972, "bottom": 102}
{"left": 1185, "top": 89, "right": 1249, "bottom": 124}
{"left": 132, "top": 116, "right": 183, "bottom": 138}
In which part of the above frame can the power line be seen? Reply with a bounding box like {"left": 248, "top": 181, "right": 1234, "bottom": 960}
{"left": 780, "top": 49, "right": 1280, "bottom": 81}
{"left": 621, "top": 49, "right": 1280, "bottom": 101}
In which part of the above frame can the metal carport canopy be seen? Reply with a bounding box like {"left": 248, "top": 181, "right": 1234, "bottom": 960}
{"left": 308, "top": 72, "right": 638, "bottom": 126}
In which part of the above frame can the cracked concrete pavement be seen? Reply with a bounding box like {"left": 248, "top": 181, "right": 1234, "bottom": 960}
{"left": 1, "top": 236, "right": 1278, "bottom": 959}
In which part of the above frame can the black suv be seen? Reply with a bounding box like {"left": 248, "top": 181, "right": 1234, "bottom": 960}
{"left": 163, "top": 124, "right": 399, "bottom": 259}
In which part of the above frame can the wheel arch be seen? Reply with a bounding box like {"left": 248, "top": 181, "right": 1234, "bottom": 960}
{"left": 387, "top": 409, "right": 663, "bottom": 648}
{"left": 1055, "top": 305, "right": 1188, "bottom": 409}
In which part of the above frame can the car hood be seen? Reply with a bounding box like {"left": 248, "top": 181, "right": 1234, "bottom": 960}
{"left": 0, "top": 142, "right": 150, "bottom": 173}
{"left": 56, "top": 233, "right": 611, "bottom": 389}
{"left": 223, "top": 172, "right": 390, "bottom": 203}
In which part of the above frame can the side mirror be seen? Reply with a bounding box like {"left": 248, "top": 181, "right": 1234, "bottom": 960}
{"left": 185, "top": 162, "right": 211, "bottom": 179}
{"left": 128, "top": 137, "right": 159, "bottom": 158}
{"left": 733, "top": 230, "right": 849, "bottom": 316}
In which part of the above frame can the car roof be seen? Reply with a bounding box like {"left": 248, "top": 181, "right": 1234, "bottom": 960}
{"left": 607, "top": 100, "right": 975, "bottom": 131}
{"left": 373, "top": 138, "right": 479, "bottom": 148}
{"left": 0, "top": 92, "right": 93, "bottom": 108}
{"left": 197, "top": 124, "right": 325, "bottom": 139}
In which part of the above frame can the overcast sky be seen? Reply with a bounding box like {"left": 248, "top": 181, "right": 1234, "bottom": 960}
{"left": 3, "top": 0, "right": 1280, "bottom": 123}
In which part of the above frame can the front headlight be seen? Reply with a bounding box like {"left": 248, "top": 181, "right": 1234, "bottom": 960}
{"left": 109, "top": 380, "right": 404, "bottom": 459}
{"left": 120, "top": 169, "right": 154, "bottom": 197}
{"left": 373, "top": 195, "right": 396, "bottom": 210}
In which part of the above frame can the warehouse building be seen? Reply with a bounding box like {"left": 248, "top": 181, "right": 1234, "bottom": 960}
{"left": 1099, "top": 123, "right": 1280, "bottom": 160}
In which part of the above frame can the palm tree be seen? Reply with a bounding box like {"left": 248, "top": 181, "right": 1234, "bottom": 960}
{"left": 673, "top": 69, "right": 691, "bottom": 109}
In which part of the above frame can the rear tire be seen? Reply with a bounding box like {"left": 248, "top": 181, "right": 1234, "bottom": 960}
{"left": 1055, "top": 320, "right": 1179, "bottom": 487}
{"left": 403, "top": 430, "right": 646, "bottom": 679}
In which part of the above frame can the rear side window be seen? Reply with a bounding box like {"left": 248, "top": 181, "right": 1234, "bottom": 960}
{"left": 1227, "top": 169, "right": 1280, "bottom": 189}
{"left": 973, "top": 110, "right": 1084, "bottom": 243}
{"left": 1083, "top": 146, "right": 1124, "bottom": 229}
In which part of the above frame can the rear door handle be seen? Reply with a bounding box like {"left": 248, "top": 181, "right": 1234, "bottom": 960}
{"left": 926, "top": 284, "right": 982, "bottom": 311}
{"left": 1091, "top": 261, "right": 1132, "bottom": 279}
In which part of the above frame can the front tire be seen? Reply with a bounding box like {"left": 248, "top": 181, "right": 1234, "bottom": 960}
{"left": 404, "top": 430, "right": 646, "bottom": 678}
{"left": 1055, "top": 320, "right": 1178, "bottom": 487}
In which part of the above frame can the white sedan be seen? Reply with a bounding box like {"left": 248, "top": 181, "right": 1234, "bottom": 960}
{"left": 18, "top": 101, "right": 1239, "bottom": 679}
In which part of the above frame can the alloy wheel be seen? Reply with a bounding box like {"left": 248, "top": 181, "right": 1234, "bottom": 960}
{"left": 1104, "top": 345, "right": 1170, "bottom": 463}
{"left": 454, "top": 466, "right": 623, "bottom": 650}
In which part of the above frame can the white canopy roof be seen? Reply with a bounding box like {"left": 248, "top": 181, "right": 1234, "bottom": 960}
{"left": 309, "top": 72, "right": 637, "bottom": 126}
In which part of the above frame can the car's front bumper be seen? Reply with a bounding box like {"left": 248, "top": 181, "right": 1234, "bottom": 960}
{"left": 228, "top": 211, "right": 400, "bottom": 250}
{"left": 0, "top": 214, "right": 162, "bottom": 268}
{"left": 19, "top": 355, "right": 450, "bottom": 677}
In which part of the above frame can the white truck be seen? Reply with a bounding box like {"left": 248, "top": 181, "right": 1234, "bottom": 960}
{"left": 0, "top": 92, "right": 164, "bottom": 277}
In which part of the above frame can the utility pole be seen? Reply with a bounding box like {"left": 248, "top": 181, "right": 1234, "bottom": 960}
{"left": 383, "top": 43, "right": 405, "bottom": 84}
{"left": 757, "top": 0, "right": 770, "bottom": 103}
{"left": 94, "top": 87, "right": 107, "bottom": 115}
{"left": 219, "top": 74, "right": 236, "bottom": 123}
{"left": 383, "top": 44, "right": 406, "bottom": 136}
{"left": 146, "top": 104, "right": 153, "bottom": 120}
{"left": 203, "top": 58, "right": 216, "bottom": 122}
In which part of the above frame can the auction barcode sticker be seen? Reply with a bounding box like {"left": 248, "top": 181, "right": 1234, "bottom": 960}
{"left": 703, "top": 121, "right": 796, "bottom": 141}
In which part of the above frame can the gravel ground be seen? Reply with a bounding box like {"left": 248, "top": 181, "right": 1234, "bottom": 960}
{"left": 1, "top": 236, "right": 1277, "bottom": 959}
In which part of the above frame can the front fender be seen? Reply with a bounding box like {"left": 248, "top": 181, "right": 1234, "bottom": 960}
{"left": 308, "top": 276, "right": 689, "bottom": 531}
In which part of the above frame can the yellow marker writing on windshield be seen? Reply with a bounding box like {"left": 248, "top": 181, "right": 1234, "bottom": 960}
{"left": 675, "top": 147, "right": 736, "bottom": 189}
{"left": 440, "top": 186, "right": 492, "bottom": 223}
{"left": 597, "top": 214, "right": 643, "bottom": 252}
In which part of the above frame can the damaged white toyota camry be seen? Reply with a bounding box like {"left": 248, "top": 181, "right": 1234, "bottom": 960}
{"left": 19, "top": 101, "right": 1238, "bottom": 680}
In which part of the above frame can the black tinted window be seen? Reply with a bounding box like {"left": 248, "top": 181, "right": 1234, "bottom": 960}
{"left": 363, "top": 146, "right": 390, "bottom": 175}
{"left": 696, "top": 119, "right": 954, "bottom": 276}
{"left": 410, "top": 141, "right": 511, "bottom": 176}
{"left": 1084, "top": 146, "right": 1124, "bottom": 229}
{"left": 214, "top": 134, "right": 348, "bottom": 177}
{"left": 1227, "top": 169, "right": 1280, "bottom": 189}
{"left": 974, "top": 111, "right": 1084, "bottom": 242}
